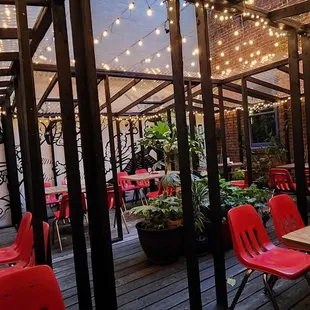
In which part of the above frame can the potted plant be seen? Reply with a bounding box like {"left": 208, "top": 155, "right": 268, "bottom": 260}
{"left": 130, "top": 194, "right": 183, "bottom": 264}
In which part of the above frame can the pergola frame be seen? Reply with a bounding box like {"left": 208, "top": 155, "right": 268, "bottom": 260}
{"left": 0, "top": 0, "right": 310, "bottom": 309}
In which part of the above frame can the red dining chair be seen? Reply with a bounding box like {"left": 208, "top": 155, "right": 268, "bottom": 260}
{"left": 117, "top": 171, "right": 142, "bottom": 209}
{"left": 228, "top": 204, "right": 310, "bottom": 310}
{"left": 136, "top": 169, "right": 150, "bottom": 204}
{"left": 269, "top": 194, "right": 307, "bottom": 251}
{"left": 230, "top": 170, "right": 248, "bottom": 189}
{"left": 107, "top": 186, "right": 129, "bottom": 234}
{"left": 0, "top": 265, "right": 66, "bottom": 310}
{"left": 269, "top": 168, "right": 296, "bottom": 196}
{"left": 44, "top": 182, "right": 61, "bottom": 205}
{"left": 146, "top": 182, "right": 163, "bottom": 199}
{"left": 53, "top": 193, "right": 88, "bottom": 251}
{"left": 61, "top": 178, "right": 67, "bottom": 185}
{"left": 0, "top": 212, "right": 32, "bottom": 254}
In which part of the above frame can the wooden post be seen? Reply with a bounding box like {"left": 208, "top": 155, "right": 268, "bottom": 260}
{"left": 195, "top": 3, "right": 227, "bottom": 308}
{"left": 289, "top": 30, "right": 308, "bottom": 224}
{"left": 168, "top": 1, "right": 202, "bottom": 309}
{"left": 69, "top": 0, "right": 117, "bottom": 308}
{"left": 104, "top": 76, "right": 123, "bottom": 240}
{"left": 283, "top": 100, "right": 291, "bottom": 163}
{"left": 241, "top": 78, "right": 253, "bottom": 185}
{"left": 51, "top": 0, "right": 92, "bottom": 308}
{"left": 129, "top": 120, "right": 136, "bottom": 172}
{"left": 187, "top": 81, "right": 198, "bottom": 172}
{"left": 138, "top": 119, "right": 145, "bottom": 168}
{"left": 301, "top": 34, "right": 310, "bottom": 178}
{"left": 218, "top": 85, "right": 228, "bottom": 180}
{"left": 15, "top": 0, "right": 47, "bottom": 265}
{"left": 236, "top": 109, "right": 244, "bottom": 163}
{"left": 1, "top": 102, "right": 22, "bottom": 226}
{"left": 49, "top": 122, "right": 57, "bottom": 186}
{"left": 116, "top": 119, "right": 122, "bottom": 171}
{"left": 167, "top": 109, "right": 175, "bottom": 170}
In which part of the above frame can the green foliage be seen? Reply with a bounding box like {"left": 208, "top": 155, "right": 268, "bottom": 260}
{"left": 231, "top": 169, "right": 245, "bottom": 181}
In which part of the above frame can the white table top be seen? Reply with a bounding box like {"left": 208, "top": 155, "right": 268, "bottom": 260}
{"left": 120, "top": 171, "right": 179, "bottom": 182}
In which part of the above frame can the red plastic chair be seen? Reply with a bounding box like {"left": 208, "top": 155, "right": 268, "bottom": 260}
{"left": 146, "top": 182, "right": 163, "bottom": 199}
{"left": 0, "top": 265, "right": 65, "bottom": 310}
{"left": 230, "top": 170, "right": 248, "bottom": 189}
{"left": 135, "top": 169, "right": 150, "bottom": 188}
{"left": 117, "top": 171, "right": 142, "bottom": 209}
{"left": 61, "top": 178, "right": 67, "bottom": 185}
{"left": 269, "top": 168, "right": 296, "bottom": 196}
{"left": 269, "top": 194, "right": 307, "bottom": 251}
{"left": 228, "top": 204, "right": 310, "bottom": 309}
{"left": 107, "top": 186, "right": 129, "bottom": 234}
{"left": 0, "top": 212, "right": 32, "bottom": 253}
{"left": 44, "top": 182, "right": 61, "bottom": 205}
{"left": 53, "top": 193, "right": 88, "bottom": 251}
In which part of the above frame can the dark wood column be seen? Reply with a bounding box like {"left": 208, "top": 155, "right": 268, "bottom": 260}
{"left": 129, "top": 120, "right": 136, "bottom": 172}
{"left": 241, "top": 78, "right": 253, "bottom": 185}
{"left": 187, "top": 81, "right": 198, "bottom": 172}
{"left": 301, "top": 34, "right": 310, "bottom": 180}
{"left": 218, "top": 85, "right": 228, "bottom": 180}
{"left": 168, "top": 1, "right": 202, "bottom": 309}
{"left": 51, "top": 0, "right": 92, "bottom": 308}
{"left": 283, "top": 100, "right": 291, "bottom": 163}
{"left": 1, "top": 102, "right": 22, "bottom": 226}
{"left": 116, "top": 119, "right": 123, "bottom": 171}
{"left": 104, "top": 76, "right": 123, "bottom": 240}
{"left": 195, "top": 3, "right": 227, "bottom": 308}
{"left": 236, "top": 109, "right": 244, "bottom": 163}
{"left": 69, "top": 0, "right": 117, "bottom": 308}
{"left": 289, "top": 30, "right": 307, "bottom": 224}
{"left": 15, "top": 0, "right": 47, "bottom": 265}
{"left": 167, "top": 109, "right": 175, "bottom": 170}
{"left": 138, "top": 119, "right": 145, "bottom": 168}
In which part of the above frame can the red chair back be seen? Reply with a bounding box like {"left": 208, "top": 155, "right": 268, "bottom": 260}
{"left": 61, "top": 178, "right": 67, "bottom": 185}
{"left": 44, "top": 182, "right": 58, "bottom": 203}
{"left": 14, "top": 212, "right": 32, "bottom": 250}
{"left": 269, "top": 168, "right": 295, "bottom": 192}
{"left": 58, "top": 193, "right": 87, "bottom": 219}
{"left": 135, "top": 169, "right": 150, "bottom": 187}
{"left": 228, "top": 205, "right": 273, "bottom": 265}
{"left": 0, "top": 265, "right": 66, "bottom": 310}
{"left": 106, "top": 186, "right": 122, "bottom": 209}
{"left": 117, "top": 172, "right": 133, "bottom": 191}
{"left": 269, "top": 194, "right": 305, "bottom": 247}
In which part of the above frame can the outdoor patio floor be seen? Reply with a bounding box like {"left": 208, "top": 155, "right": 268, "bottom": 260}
{"left": 1, "top": 213, "right": 310, "bottom": 309}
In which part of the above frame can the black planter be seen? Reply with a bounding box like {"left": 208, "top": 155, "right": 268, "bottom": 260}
{"left": 136, "top": 221, "right": 183, "bottom": 264}
{"left": 195, "top": 235, "right": 209, "bottom": 257}
{"left": 205, "top": 221, "right": 233, "bottom": 252}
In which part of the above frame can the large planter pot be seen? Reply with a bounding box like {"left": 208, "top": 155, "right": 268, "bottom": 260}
{"left": 195, "top": 235, "right": 209, "bottom": 257}
{"left": 136, "top": 221, "right": 183, "bottom": 264}
{"left": 206, "top": 221, "right": 233, "bottom": 251}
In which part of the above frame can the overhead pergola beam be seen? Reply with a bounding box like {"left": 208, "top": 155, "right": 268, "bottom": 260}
{"left": 117, "top": 81, "right": 171, "bottom": 115}
{"left": 45, "top": 97, "right": 78, "bottom": 103}
{"left": 278, "top": 65, "right": 304, "bottom": 79}
{"left": 37, "top": 73, "right": 58, "bottom": 111}
{"left": 0, "top": 69, "right": 13, "bottom": 76}
{"left": 0, "top": 52, "right": 19, "bottom": 61}
{"left": 0, "top": 28, "right": 33, "bottom": 39}
{"left": 0, "top": 81, "right": 11, "bottom": 88}
{"left": 0, "top": 0, "right": 49, "bottom": 5}
{"left": 269, "top": 1, "right": 310, "bottom": 21}
{"left": 99, "top": 78, "right": 141, "bottom": 111}
{"left": 247, "top": 77, "right": 291, "bottom": 95}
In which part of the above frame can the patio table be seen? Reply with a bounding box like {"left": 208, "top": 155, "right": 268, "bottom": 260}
{"left": 198, "top": 162, "right": 244, "bottom": 171}
{"left": 282, "top": 226, "right": 310, "bottom": 250}
{"left": 45, "top": 184, "right": 86, "bottom": 195}
{"left": 276, "top": 163, "right": 309, "bottom": 169}
{"left": 120, "top": 170, "right": 179, "bottom": 182}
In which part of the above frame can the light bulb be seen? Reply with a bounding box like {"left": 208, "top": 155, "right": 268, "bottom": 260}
{"left": 126, "top": 49, "right": 130, "bottom": 55}
{"left": 138, "top": 40, "right": 143, "bottom": 46}
{"left": 94, "top": 39, "right": 99, "bottom": 44}
{"left": 156, "top": 53, "right": 161, "bottom": 57}
{"left": 165, "top": 64, "right": 169, "bottom": 68}
{"left": 239, "top": 57, "right": 243, "bottom": 62}
{"left": 114, "top": 57, "right": 119, "bottom": 62}
{"left": 234, "top": 31, "right": 239, "bottom": 36}
{"left": 182, "top": 37, "right": 187, "bottom": 43}
{"left": 216, "top": 65, "right": 220, "bottom": 70}
{"left": 155, "top": 28, "right": 160, "bottom": 35}
{"left": 191, "top": 62, "right": 195, "bottom": 67}
{"left": 167, "top": 46, "right": 171, "bottom": 52}
{"left": 274, "top": 42, "right": 279, "bottom": 47}
{"left": 103, "top": 30, "right": 108, "bottom": 37}
{"left": 129, "top": 2, "right": 135, "bottom": 10}
{"left": 47, "top": 46, "right": 52, "bottom": 52}
{"left": 218, "top": 40, "right": 222, "bottom": 45}
{"left": 225, "top": 61, "right": 230, "bottom": 65}
{"left": 116, "top": 18, "right": 120, "bottom": 24}
{"left": 235, "top": 46, "right": 240, "bottom": 51}
{"left": 249, "top": 40, "right": 253, "bottom": 45}
{"left": 256, "top": 50, "right": 261, "bottom": 55}
{"left": 147, "top": 7, "right": 152, "bottom": 16}
{"left": 220, "top": 52, "right": 225, "bottom": 57}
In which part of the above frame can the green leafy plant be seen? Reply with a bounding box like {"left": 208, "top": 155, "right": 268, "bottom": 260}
{"left": 231, "top": 169, "right": 245, "bottom": 181}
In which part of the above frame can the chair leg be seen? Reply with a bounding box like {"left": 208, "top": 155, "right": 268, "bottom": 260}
{"left": 229, "top": 269, "right": 253, "bottom": 310}
{"left": 122, "top": 197, "right": 127, "bottom": 211}
{"left": 305, "top": 273, "right": 310, "bottom": 287}
{"left": 113, "top": 210, "right": 117, "bottom": 228}
{"left": 84, "top": 213, "right": 88, "bottom": 224}
{"left": 52, "top": 220, "right": 55, "bottom": 245}
{"left": 264, "top": 275, "right": 278, "bottom": 294}
{"left": 55, "top": 221, "right": 63, "bottom": 252}
{"left": 263, "top": 273, "right": 279, "bottom": 310}
{"left": 121, "top": 209, "right": 130, "bottom": 234}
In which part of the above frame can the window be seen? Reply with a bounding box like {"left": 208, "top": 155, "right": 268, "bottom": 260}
{"left": 249, "top": 107, "right": 279, "bottom": 148}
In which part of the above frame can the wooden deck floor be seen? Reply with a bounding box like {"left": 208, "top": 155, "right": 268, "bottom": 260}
{"left": 1, "top": 213, "right": 310, "bottom": 309}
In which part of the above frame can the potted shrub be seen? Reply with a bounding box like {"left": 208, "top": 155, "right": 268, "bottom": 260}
{"left": 130, "top": 194, "right": 183, "bottom": 264}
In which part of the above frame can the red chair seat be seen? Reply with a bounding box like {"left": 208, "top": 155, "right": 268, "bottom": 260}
{"left": 0, "top": 249, "right": 20, "bottom": 264}
{"left": 54, "top": 209, "right": 70, "bottom": 220}
{"left": 244, "top": 246, "right": 310, "bottom": 279}
{"left": 122, "top": 184, "right": 140, "bottom": 192}
{"left": 146, "top": 191, "right": 160, "bottom": 199}
{"left": 230, "top": 181, "right": 247, "bottom": 189}
{"left": 46, "top": 198, "right": 61, "bottom": 205}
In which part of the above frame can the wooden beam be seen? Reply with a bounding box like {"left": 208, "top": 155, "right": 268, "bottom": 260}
{"left": 278, "top": 65, "right": 304, "bottom": 79}
{"left": 37, "top": 73, "right": 58, "bottom": 111}
{"left": 99, "top": 78, "right": 141, "bottom": 111}
{"left": 247, "top": 77, "right": 291, "bottom": 95}
{"left": 0, "top": 89, "right": 7, "bottom": 95}
{"left": 0, "top": 0, "right": 49, "bottom": 4}
{"left": 0, "top": 28, "right": 33, "bottom": 39}
{"left": 195, "top": 3, "right": 227, "bottom": 308}
{"left": 0, "top": 81, "right": 11, "bottom": 88}
{"left": 0, "top": 69, "right": 13, "bottom": 76}
{"left": 168, "top": 2, "right": 202, "bottom": 309}
{"left": 44, "top": 97, "right": 78, "bottom": 102}
{"left": 288, "top": 29, "right": 308, "bottom": 224}
{"left": 15, "top": 0, "right": 47, "bottom": 265}
{"left": 0, "top": 52, "right": 19, "bottom": 61}
{"left": 117, "top": 81, "right": 171, "bottom": 114}
{"left": 269, "top": 1, "right": 310, "bottom": 21}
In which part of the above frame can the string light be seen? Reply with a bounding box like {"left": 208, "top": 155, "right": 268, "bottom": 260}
{"left": 115, "top": 18, "right": 121, "bottom": 25}
{"left": 129, "top": 2, "right": 135, "bottom": 10}
{"left": 147, "top": 7, "right": 153, "bottom": 16}
{"left": 155, "top": 28, "right": 160, "bottom": 35}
